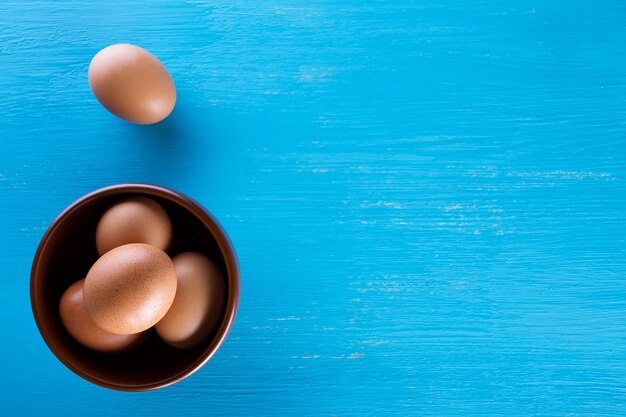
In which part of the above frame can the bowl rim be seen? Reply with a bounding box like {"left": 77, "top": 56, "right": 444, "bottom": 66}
{"left": 30, "top": 183, "right": 240, "bottom": 391}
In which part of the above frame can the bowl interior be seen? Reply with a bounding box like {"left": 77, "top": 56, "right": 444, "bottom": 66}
{"left": 32, "top": 186, "right": 235, "bottom": 390}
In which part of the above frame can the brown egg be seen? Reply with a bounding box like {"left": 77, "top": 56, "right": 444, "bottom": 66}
{"left": 155, "top": 252, "right": 225, "bottom": 348}
{"left": 59, "top": 280, "right": 145, "bottom": 352}
{"left": 96, "top": 196, "right": 172, "bottom": 256}
{"left": 88, "top": 43, "right": 176, "bottom": 124}
{"left": 84, "top": 243, "right": 177, "bottom": 335}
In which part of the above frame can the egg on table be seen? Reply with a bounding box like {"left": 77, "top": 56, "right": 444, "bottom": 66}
{"left": 84, "top": 243, "right": 177, "bottom": 335}
{"left": 95, "top": 196, "right": 172, "bottom": 256}
{"left": 59, "top": 280, "right": 145, "bottom": 352}
{"left": 155, "top": 252, "right": 226, "bottom": 348}
{"left": 88, "top": 43, "right": 176, "bottom": 124}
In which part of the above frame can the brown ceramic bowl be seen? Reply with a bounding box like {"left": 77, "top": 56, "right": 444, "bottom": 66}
{"left": 30, "top": 183, "right": 240, "bottom": 391}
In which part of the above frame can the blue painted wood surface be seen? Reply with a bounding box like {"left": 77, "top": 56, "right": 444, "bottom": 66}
{"left": 1, "top": 1, "right": 626, "bottom": 415}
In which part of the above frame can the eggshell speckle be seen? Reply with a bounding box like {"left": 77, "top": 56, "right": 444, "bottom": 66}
{"left": 84, "top": 243, "right": 177, "bottom": 335}
{"left": 96, "top": 196, "right": 172, "bottom": 256}
{"left": 155, "top": 252, "right": 225, "bottom": 348}
{"left": 59, "top": 280, "right": 145, "bottom": 352}
{"left": 88, "top": 43, "right": 176, "bottom": 124}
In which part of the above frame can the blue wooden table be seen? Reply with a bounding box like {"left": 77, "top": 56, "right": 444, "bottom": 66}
{"left": 1, "top": 1, "right": 626, "bottom": 415}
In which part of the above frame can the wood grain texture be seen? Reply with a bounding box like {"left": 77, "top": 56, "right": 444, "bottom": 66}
{"left": 1, "top": 0, "right": 626, "bottom": 415}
